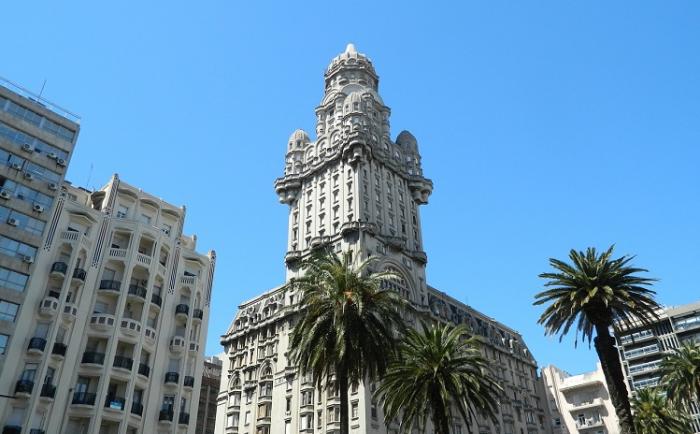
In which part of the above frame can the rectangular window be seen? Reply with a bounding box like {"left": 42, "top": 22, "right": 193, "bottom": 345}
{"left": 351, "top": 401, "right": 359, "bottom": 419}
{"left": 0, "top": 266, "right": 28, "bottom": 292}
{"left": 116, "top": 205, "right": 128, "bottom": 219}
{"left": 0, "top": 300, "right": 20, "bottom": 322}
{"left": 0, "top": 333, "right": 8, "bottom": 354}
{"left": 0, "top": 235, "right": 36, "bottom": 260}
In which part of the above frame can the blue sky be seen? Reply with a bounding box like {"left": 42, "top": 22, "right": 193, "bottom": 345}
{"left": 3, "top": 1, "right": 699, "bottom": 374}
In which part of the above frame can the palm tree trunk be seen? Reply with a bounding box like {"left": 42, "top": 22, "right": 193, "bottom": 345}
{"left": 338, "top": 369, "right": 350, "bottom": 434}
{"left": 430, "top": 388, "right": 451, "bottom": 434}
{"left": 594, "top": 323, "right": 636, "bottom": 434}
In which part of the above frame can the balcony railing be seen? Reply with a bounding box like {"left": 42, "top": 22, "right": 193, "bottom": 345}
{"left": 164, "top": 372, "right": 180, "bottom": 385}
{"left": 72, "top": 268, "right": 87, "bottom": 281}
{"left": 128, "top": 284, "right": 147, "bottom": 299}
{"left": 624, "top": 344, "right": 659, "bottom": 359}
{"left": 131, "top": 402, "right": 143, "bottom": 416}
{"left": 2, "top": 426, "right": 21, "bottom": 434}
{"left": 99, "top": 279, "right": 121, "bottom": 291}
{"left": 72, "top": 392, "right": 96, "bottom": 406}
{"left": 178, "top": 412, "right": 190, "bottom": 425}
{"left": 175, "top": 304, "right": 189, "bottom": 316}
{"left": 159, "top": 410, "right": 174, "bottom": 421}
{"left": 39, "top": 383, "right": 56, "bottom": 399}
{"left": 27, "top": 337, "right": 47, "bottom": 352}
{"left": 184, "top": 376, "right": 195, "bottom": 387}
{"left": 138, "top": 363, "right": 151, "bottom": 377}
{"left": 193, "top": 309, "right": 204, "bottom": 320}
{"left": 15, "top": 379, "right": 34, "bottom": 394}
{"left": 81, "top": 351, "right": 106, "bottom": 365}
{"left": 113, "top": 355, "right": 133, "bottom": 371}
{"left": 151, "top": 293, "right": 162, "bottom": 307}
{"left": 50, "top": 261, "right": 68, "bottom": 275}
{"left": 104, "top": 395, "right": 126, "bottom": 411}
{"left": 51, "top": 342, "right": 67, "bottom": 357}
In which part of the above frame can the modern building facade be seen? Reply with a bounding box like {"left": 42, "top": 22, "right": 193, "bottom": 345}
{"left": 541, "top": 364, "right": 620, "bottom": 434}
{"left": 0, "top": 173, "right": 216, "bottom": 434}
{"left": 614, "top": 300, "right": 700, "bottom": 433}
{"left": 0, "top": 77, "right": 80, "bottom": 376}
{"left": 216, "top": 44, "right": 550, "bottom": 434}
{"left": 198, "top": 356, "right": 223, "bottom": 434}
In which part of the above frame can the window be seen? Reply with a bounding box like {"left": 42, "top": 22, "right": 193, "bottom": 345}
{"left": 140, "top": 214, "right": 151, "bottom": 225}
{"left": 161, "top": 223, "right": 172, "bottom": 236}
{"left": 244, "top": 411, "right": 250, "bottom": 425}
{"left": 301, "top": 390, "right": 313, "bottom": 406}
{"left": 300, "top": 413, "right": 313, "bottom": 430}
{"left": 227, "top": 412, "right": 239, "bottom": 427}
{"left": 0, "top": 235, "right": 36, "bottom": 260}
{"left": 0, "top": 266, "right": 28, "bottom": 292}
{"left": 0, "top": 333, "right": 8, "bottom": 354}
{"left": 351, "top": 401, "right": 359, "bottom": 419}
{"left": 116, "top": 205, "right": 128, "bottom": 219}
{"left": 327, "top": 406, "right": 340, "bottom": 423}
{"left": 0, "top": 300, "right": 19, "bottom": 322}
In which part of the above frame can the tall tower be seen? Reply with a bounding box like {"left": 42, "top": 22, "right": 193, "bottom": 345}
{"left": 275, "top": 44, "right": 433, "bottom": 305}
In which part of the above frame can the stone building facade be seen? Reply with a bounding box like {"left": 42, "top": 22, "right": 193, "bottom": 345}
{"left": 197, "top": 355, "right": 223, "bottom": 434}
{"left": 0, "top": 174, "right": 215, "bottom": 434}
{"left": 216, "top": 44, "right": 550, "bottom": 434}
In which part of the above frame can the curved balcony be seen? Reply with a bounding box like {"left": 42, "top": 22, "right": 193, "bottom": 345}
{"left": 99, "top": 279, "right": 121, "bottom": 292}
{"left": 2, "top": 426, "right": 21, "bottom": 434}
{"left": 89, "top": 313, "right": 115, "bottom": 331}
{"left": 120, "top": 318, "right": 141, "bottom": 338}
{"left": 50, "top": 261, "right": 68, "bottom": 277}
{"left": 108, "top": 248, "right": 127, "bottom": 259}
{"left": 193, "top": 308, "right": 204, "bottom": 321}
{"left": 183, "top": 376, "right": 195, "bottom": 389}
{"left": 38, "top": 297, "right": 59, "bottom": 317}
{"left": 127, "top": 284, "right": 147, "bottom": 300}
{"left": 104, "top": 395, "right": 126, "bottom": 411}
{"left": 72, "top": 392, "right": 96, "bottom": 406}
{"left": 51, "top": 342, "right": 67, "bottom": 358}
{"left": 62, "top": 303, "right": 77, "bottom": 322}
{"left": 175, "top": 304, "right": 189, "bottom": 319}
{"left": 81, "top": 351, "right": 106, "bottom": 366}
{"left": 144, "top": 327, "right": 157, "bottom": 344}
{"left": 131, "top": 402, "right": 143, "bottom": 417}
{"left": 113, "top": 355, "right": 134, "bottom": 372}
{"left": 169, "top": 336, "right": 186, "bottom": 353}
{"left": 159, "top": 410, "right": 174, "bottom": 423}
{"left": 138, "top": 363, "right": 151, "bottom": 378}
{"left": 14, "top": 379, "right": 34, "bottom": 397}
{"left": 151, "top": 293, "right": 162, "bottom": 308}
{"left": 72, "top": 268, "right": 87, "bottom": 282}
{"left": 40, "top": 384, "right": 56, "bottom": 399}
{"left": 27, "top": 337, "right": 47, "bottom": 355}
{"left": 178, "top": 412, "right": 190, "bottom": 425}
{"left": 188, "top": 342, "right": 200, "bottom": 354}
{"left": 164, "top": 371, "right": 180, "bottom": 385}
{"left": 285, "top": 250, "right": 302, "bottom": 264}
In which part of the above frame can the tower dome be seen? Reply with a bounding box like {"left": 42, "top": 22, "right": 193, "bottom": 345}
{"left": 343, "top": 91, "right": 366, "bottom": 114}
{"left": 396, "top": 130, "right": 418, "bottom": 150}
{"left": 288, "top": 129, "right": 310, "bottom": 149}
{"left": 326, "top": 43, "right": 376, "bottom": 76}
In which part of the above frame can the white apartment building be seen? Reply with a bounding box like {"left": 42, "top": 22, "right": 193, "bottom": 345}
{"left": 216, "top": 44, "right": 551, "bottom": 434}
{"left": 541, "top": 364, "right": 620, "bottom": 434}
{"left": 614, "top": 300, "right": 700, "bottom": 432}
{"left": 0, "top": 173, "right": 215, "bottom": 434}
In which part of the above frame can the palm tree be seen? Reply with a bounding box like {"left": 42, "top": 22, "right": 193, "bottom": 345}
{"left": 660, "top": 342, "right": 700, "bottom": 406}
{"left": 376, "top": 322, "right": 501, "bottom": 434}
{"left": 288, "top": 251, "right": 408, "bottom": 434}
{"left": 534, "top": 246, "right": 660, "bottom": 434}
{"left": 631, "top": 388, "right": 692, "bottom": 434}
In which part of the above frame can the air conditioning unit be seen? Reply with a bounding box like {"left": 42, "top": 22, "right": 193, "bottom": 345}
{"left": 7, "top": 218, "right": 18, "bottom": 226}
{"left": 0, "top": 191, "right": 10, "bottom": 200}
{"left": 47, "top": 152, "right": 58, "bottom": 160}
{"left": 56, "top": 158, "right": 66, "bottom": 167}
{"left": 33, "top": 204, "right": 45, "bottom": 213}
{"left": 48, "top": 183, "right": 58, "bottom": 191}
{"left": 22, "top": 255, "right": 34, "bottom": 264}
{"left": 10, "top": 163, "right": 22, "bottom": 171}
{"left": 21, "top": 143, "right": 34, "bottom": 153}
{"left": 23, "top": 172, "right": 34, "bottom": 181}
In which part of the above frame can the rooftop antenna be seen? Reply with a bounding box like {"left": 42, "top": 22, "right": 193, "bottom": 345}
{"left": 37, "top": 79, "right": 47, "bottom": 101}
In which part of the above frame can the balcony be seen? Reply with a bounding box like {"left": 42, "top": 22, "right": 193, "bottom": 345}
{"left": 136, "top": 252, "right": 152, "bottom": 266}
{"left": 81, "top": 351, "right": 106, "bottom": 366}
{"left": 164, "top": 371, "right": 180, "bottom": 385}
{"left": 193, "top": 308, "right": 204, "bottom": 321}
{"left": 29, "top": 430, "right": 45, "bottom": 434}
{"left": 188, "top": 342, "right": 200, "bottom": 354}
{"left": 51, "top": 342, "right": 67, "bottom": 358}
{"left": 576, "top": 418, "right": 604, "bottom": 430}
{"left": 104, "top": 395, "right": 126, "bottom": 411}
{"left": 285, "top": 250, "right": 302, "bottom": 263}
{"left": 40, "top": 384, "right": 56, "bottom": 399}
{"left": 674, "top": 316, "right": 700, "bottom": 333}
{"left": 99, "top": 279, "right": 121, "bottom": 292}
{"left": 72, "top": 267, "right": 87, "bottom": 282}
{"left": 50, "top": 261, "right": 68, "bottom": 277}
{"left": 62, "top": 303, "right": 77, "bottom": 321}
{"left": 138, "top": 363, "right": 151, "bottom": 378}
{"left": 629, "top": 360, "right": 662, "bottom": 376}
{"left": 144, "top": 327, "right": 157, "bottom": 343}
{"left": 2, "top": 426, "right": 21, "bottom": 434}
{"left": 113, "top": 355, "right": 134, "bottom": 372}
{"left": 120, "top": 318, "right": 141, "bottom": 337}
{"left": 159, "top": 410, "right": 174, "bottom": 422}
{"left": 170, "top": 336, "right": 186, "bottom": 353}
{"left": 570, "top": 398, "right": 604, "bottom": 411}
{"left": 72, "top": 392, "right": 96, "bottom": 406}
{"left": 127, "top": 284, "right": 147, "bottom": 300}
{"left": 108, "top": 248, "right": 127, "bottom": 259}
{"left": 90, "top": 313, "right": 116, "bottom": 331}
{"left": 175, "top": 303, "right": 189, "bottom": 318}
{"left": 151, "top": 293, "right": 162, "bottom": 307}
{"left": 38, "top": 297, "right": 59, "bottom": 317}
{"left": 178, "top": 412, "right": 190, "bottom": 425}
{"left": 184, "top": 376, "right": 195, "bottom": 388}
{"left": 180, "top": 275, "right": 196, "bottom": 285}
{"left": 624, "top": 344, "right": 659, "bottom": 360}
{"left": 131, "top": 402, "right": 143, "bottom": 417}
{"left": 27, "top": 337, "right": 47, "bottom": 354}
{"left": 14, "top": 379, "right": 34, "bottom": 397}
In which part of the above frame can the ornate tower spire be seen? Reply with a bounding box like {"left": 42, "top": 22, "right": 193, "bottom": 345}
{"left": 274, "top": 44, "right": 433, "bottom": 306}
